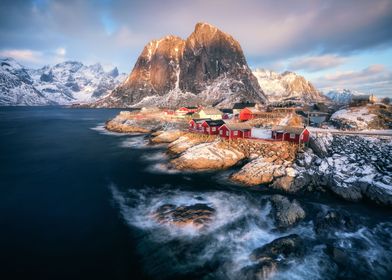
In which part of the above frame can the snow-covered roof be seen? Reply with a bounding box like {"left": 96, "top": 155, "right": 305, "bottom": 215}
{"left": 221, "top": 122, "right": 252, "bottom": 131}
{"left": 272, "top": 125, "right": 307, "bottom": 134}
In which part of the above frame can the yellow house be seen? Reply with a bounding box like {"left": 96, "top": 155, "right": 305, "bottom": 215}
{"left": 199, "top": 107, "right": 223, "bottom": 120}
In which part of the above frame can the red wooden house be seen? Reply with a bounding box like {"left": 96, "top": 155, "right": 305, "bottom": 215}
{"left": 201, "top": 120, "right": 225, "bottom": 135}
{"left": 177, "top": 106, "right": 199, "bottom": 114}
{"left": 218, "top": 123, "right": 252, "bottom": 139}
{"left": 271, "top": 126, "right": 310, "bottom": 144}
{"left": 239, "top": 107, "right": 264, "bottom": 121}
{"left": 189, "top": 118, "right": 211, "bottom": 131}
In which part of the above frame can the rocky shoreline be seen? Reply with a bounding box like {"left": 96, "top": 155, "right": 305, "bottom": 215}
{"left": 105, "top": 112, "right": 392, "bottom": 208}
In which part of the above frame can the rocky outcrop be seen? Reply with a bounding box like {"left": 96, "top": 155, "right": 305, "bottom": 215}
{"left": 92, "top": 22, "right": 266, "bottom": 108}
{"left": 168, "top": 133, "right": 216, "bottom": 154}
{"left": 105, "top": 118, "right": 150, "bottom": 133}
{"left": 151, "top": 203, "right": 215, "bottom": 230}
{"left": 150, "top": 130, "right": 185, "bottom": 144}
{"left": 314, "top": 210, "right": 355, "bottom": 234}
{"left": 243, "top": 234, "right": 304, "bottom": 279}
{"left": 231, "top": 156, "right": 290, "bottom": 186}
{"left": 295, "top": 135, "right": 392, "bottom": 206}
{"left": 171, "top": 140, "right": 245, "bottom": 170}
{"left": 269, "top": 195, "right": 305, "bottom": 228}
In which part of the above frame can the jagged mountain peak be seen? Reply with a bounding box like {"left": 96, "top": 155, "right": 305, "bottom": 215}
{"left": 0, "top": 57, "right": 126, "bottom": 106}
{"left": 252, "top": 68, "right": 326, "bottom": 103}
{"left": 92, "top": 22, "right": 266, "bottom": 108}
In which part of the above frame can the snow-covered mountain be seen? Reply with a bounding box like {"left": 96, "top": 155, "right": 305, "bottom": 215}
{"left": 324, "top": 89, "right": 365, "bottom": 104}
{"left": 91, "top": 22, "right": 266, "bottom": 108}
{"left": 252, "top": 69, "right": 327, "bottom": 103}
{"left": 0, "top": 58, "right": 126, "bottom": 106}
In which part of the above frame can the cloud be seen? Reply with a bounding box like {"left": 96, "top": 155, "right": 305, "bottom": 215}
{"left": 0, "top": 49, "right": 43, "bottom": 63}
{"left": 288, "top": 55, "right": 347, "bottom": 72}
{"left": 313, "top": 64, "right": 392, "bottom": 97}
{"left": 55, "top": 47, "right": 66, "bottom": 56}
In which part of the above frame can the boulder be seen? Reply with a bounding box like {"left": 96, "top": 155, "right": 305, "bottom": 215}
{"left": 269, "top": 195, "right": 306, "bottom": 228}
{"left": 151, "top": 203, "right": 215, "bottom": 230}
{"left": 150, "top": 130, "right": 185, "bottom": 144}
{"left": 105, "top": 119, "right": 151, "bottom": 133}
{"left": 241, "top": 260, "right": 278, "bottom": 280}
{"left": 171, "top": 141, "right": 245, "bottom": 170}
{"left": 250, "top": 234, "right": 304, "bottom": 262}
{"left": 314, "top": 210, "right": 355, "bottom": 234}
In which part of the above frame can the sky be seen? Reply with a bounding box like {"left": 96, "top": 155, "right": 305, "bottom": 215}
{"left": 0, "top": 0, "right": 391, "bottom": 97}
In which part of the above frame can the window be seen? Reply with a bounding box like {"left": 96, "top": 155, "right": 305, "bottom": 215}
{"left": 212, "top": 127, "right": 216, "bottom": 131}
{"left": 226, "top": 131, "right": 229, "bottom": 136}
{"left": 220, "top": 130, "right": 222, "bottom": 135}
{"left": 233, "top": 131, "right": 238, "bottom": 136}
{"left": 290, "top": 133, "right": 295, "bottom": 139}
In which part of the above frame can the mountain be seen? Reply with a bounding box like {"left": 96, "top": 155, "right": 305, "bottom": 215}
{"left": 0, "top": 58, "right": 50, "bottom": 105}
{"left": 0, "top": 58, "right": 126, "bottom": 106}
{"left": 324, "top": 88, "right": 364, "bottom": 104}
{"left": 252, "top": 69, "right": 326, "bottom": 103}
{"left": 92, "top": 22, "right": 266, "bottom": 108}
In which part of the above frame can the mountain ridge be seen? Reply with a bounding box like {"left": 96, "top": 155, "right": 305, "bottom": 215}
{"left": 0, "top": 58, "right": 126, "bottom": 105}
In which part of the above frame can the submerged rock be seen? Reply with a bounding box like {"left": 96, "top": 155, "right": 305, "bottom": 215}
{"left": 250, "top": 234, "right": 304, "bottom": 262}
{"left": 269, "top": 195, "right": 305, "bottom": 228}
{"left": 244, "top": 234, "right": 304, "bottom": 279}
{"left": 314, "top": 210, "right": 355, "bottom": 234}
{"left": 151, "top": 203, "right": 215, "bottom": 229}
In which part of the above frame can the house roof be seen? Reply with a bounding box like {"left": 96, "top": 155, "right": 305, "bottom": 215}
{"left": 179, "top": 106, "right": 198, "bottom": 110}
{"left": 220, "top": 108, "right": 233, "bottom": 113}
{"left": 204, "top": 120, "right": 225, "bottom": 127}
{"left": 244, "top": 107, "right": 263, "bottom": 114}
{"left": 221, "top": 122, "right": 252, "bottom": 131}
{"left": 233, "top": 102, "right": 256, "bottom": 109}
{"left": 200, "top": 107, "right": 223, "bottom": 115}
{"left": 272, "top": 125, "right": 307, "bottom": 134}
{"left": 191, "top": 118, "right": 211, "bottom": 123}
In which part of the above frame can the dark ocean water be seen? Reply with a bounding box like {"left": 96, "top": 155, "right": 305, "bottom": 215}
{"left": 1, "top": 107, "right": 392, "bottom": 280}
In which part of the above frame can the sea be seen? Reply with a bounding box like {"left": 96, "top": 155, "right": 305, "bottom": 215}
{"left": 1, "top": 106, "right": 391, "bottom": 280}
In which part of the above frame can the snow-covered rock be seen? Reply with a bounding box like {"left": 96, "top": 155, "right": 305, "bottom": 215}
{"left": 252, "top": 69, "right": 326, "bottom": 103}
{"left": 0, "top": 57, "right": 126, "bottom": 106}
{"left": 297, "top": 135, "right": 392, "bottom": 206}
{"left": 330, "top": 106, "right": 377, "bottom": 130}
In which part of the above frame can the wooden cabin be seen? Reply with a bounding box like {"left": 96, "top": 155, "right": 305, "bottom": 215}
{"left": 239, "top": 107, "right": 264, "bottom": 121}
{"left": 201, "top": 120, "right": 225, "bottom": 135}
{"left": 218, "top": 123, "right": 252, "bottom": 139}
{"left": 232, "top": 102, "right": 256, "bottom": 116}
{"left": 271, "top": 126, "right": 310, "bottom": 144}
{"left": 199, "top": 107, "right": 223, "bottom": 120}
{"left": 189, "top": 118, "right": 211, "bottom": 131}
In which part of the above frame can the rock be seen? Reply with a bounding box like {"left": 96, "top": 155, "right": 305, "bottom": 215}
{"left": 91, "top": 22, "right": 266, "bottom": 108}
{"left": 167, "top": 134, "right": 214, "bottom": 154}
{"left": 314, "top": 210, "right": 355, "bottom": 234}
{"left": 151, "top": 203, "right": 215, "bottom": 230}
{"left": 171, "top": 141, "right": 245, "bottom": 170}
{"left": 269, "top": 195, "right": 305, "bottom": 228}
{"left": 326, "top": 245, "right": 350, "bottom": 267}
{"left": 105, "top": 119, "right": 150, "bottom": 133}
{"left": 151, "top": 130, "right": 185, "bottom": 144}
{"left": 250, "top": 234, "right": 304, "bottom": 262}
{"left": 241, "top": 260, "right": 278, "bottom": 280}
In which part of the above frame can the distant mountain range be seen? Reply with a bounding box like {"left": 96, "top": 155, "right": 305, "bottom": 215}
{"left": 0, "top": 58, "right": 126, "bottom": 106}
{"left": 324, "top": 89, "right": 367, "bottom": 104}
{"left": 1, "top": 23, "right": 358, "bottom": 107}
{"left": 252, "top": 69, "right": 326, "bottom": 103}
